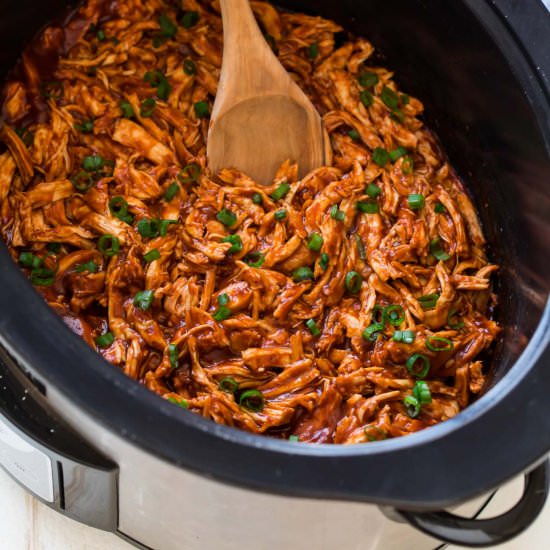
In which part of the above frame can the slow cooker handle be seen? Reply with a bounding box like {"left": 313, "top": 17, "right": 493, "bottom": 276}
{"left": 397, "top": 460, "right": 549, "bottom": 548}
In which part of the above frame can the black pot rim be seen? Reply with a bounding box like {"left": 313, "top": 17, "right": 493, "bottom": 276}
{"left": 0, "top": 0, "right": 549, "bottom": 510}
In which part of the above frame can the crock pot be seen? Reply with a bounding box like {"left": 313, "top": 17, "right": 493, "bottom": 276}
{"left": 1, "top": 0, "right": 549, "bottom": 548}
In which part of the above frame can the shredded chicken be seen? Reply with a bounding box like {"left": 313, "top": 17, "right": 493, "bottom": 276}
{"left": 0, "top": 0, "right": 500, "bottom": 443}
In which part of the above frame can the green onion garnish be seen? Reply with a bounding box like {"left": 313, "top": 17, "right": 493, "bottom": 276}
{"left": 194, "top": 101, "right": 210, "bottom": 118}
{"left": 380, "top": 86, "right": 400, "bottom": 110}
{"left": 372, "top": 147, "right": 390, "bottom": 167}
{"left": 319, "top": 252, "right": 329, "bottom": 270}
{"left": 178, "top": 163, "right": 201, "bottom": 183}
{"left": 360, "top": 90, "right": 373, "bottom": 108}
{"left": 389, "top": 146, "right": 408, "bottom": 162}
{"left": 355, "top": 235, "right": 366, "bottom": 260}
{"left": 406, "top": 353, "right": 431, "bottom": 378}
{"left": 97, "top": 29, "right": 105, "bottom": 41}
{"left": 401, "top": 93, "right": 410, "bottom": 104}
{"left": 159, "top": 13, "right": 177, "bottom": 38}
{"left": 75, "top": 119, "right": 94, "bottom": 133}
{"left": 19, "top": 252, "right": 43, "bottom": 269}
{"left": 140, "top": 98, "right": 157, "bottom": 117}
{"left": 308, "top": 43, "right": 319, "bottom": 59}
{"left": 219, "top": 376, "right": 239, "bottom": 393}
{"left": 270, "top": 182, "right": 290, "bottom": 201}
{"left": 181, "top": 10, "right": 200, "bottom": 28}
{"left": 97, "top": 234, "right": 120, "bottom": 257}
{"left": 404, "top": 395, "right": 421, "bottom": 418}
{"left": 357, "top": 71, "right": 379, "bottom": 88}
{"left": 47, "top": 243, "right": 61, "bottom": 254}
{"left": 109, "top": 196, "right": 134, "bottom": 224}
{"left": 218, "top": 293, "right": 229, "bottom": 306}
{"left": 137, "top": 218, "right": 161, "bottom": 238}
{"left": 274, "top": 209, "right": 287, "bottom": 221}
{"left": 30, "top": 267, "right": 56, "bottom": 286}
{"left": 183, "top": 59, "right": 196, "bottom": 75}
{"left": 82, "top": 155, "right": 105, "bottom": 171}
{"left": 330, "top": 204, "right": 345, "bottom": 221}
{"left": 216, "top": 208, "right": 237, "bottom": 227}
{"left": 383, "top": 304, "right": 405, "bottom": 326}
{"left": 408, "top": 193, "right": 425, "bottom": 210}
{"left": 447, "top": 309, "right": 465, "bottom": 329}
{"left": 95, "top": 331, "right": 114, "bottom": 348}
{"left": 348, "top": 129, "right": 360, "bottom": 140}
{"left": 120, "top": 101, "right": 135, "bottom": 118}
{"left": 70, "top": 171, "right": 95, "bottom": 192}
{"left": 167, "top": 396, "right": 188, "bottom": 409}
{"left": 239, "top": 389, "right": 265, "bottom": 412}
{"left": 159, "top": 219, "right": 177, "bottom": 236}
{"left": 363, "top": 323, "right": 384, "bottom": 342}
{"left": 144, "top": 249, "right": 160, "bottom": 263}
{"left": 345, "top": 271, "right": 362, "bottom": 294}
{"left": 307, "top": 233, "right": 323, "bottom": 252}
{"left": 288, "top": 435, "right": 300, "bottom": 442}
{"left": 418, "top": 293, "right": 439, "bottom": 310}
{"left": 356, "top": 200, "right": 379, "bottom": 214}
{"left": 413, "top": 380, "right": 432, "bottom": 405}
{"left": 222, "top": 234, "right": 243, "bottom": 254}
{"left": 75, "top": 261, "right": 98, "bottom": 273}
{"left": 402, "top": 156, "right": 414, "bottom": 174}
{"left": 306, "top": 319, "right": 321, "bottom": 337}
{"left": 426, "top": 336, "right": 454, "bottom": 352}
{"left": 252, "top": 193, "right": 263, "bottom": 205}
{"left": 430, "top": 237, "right": 451, "bottom": 261}
{"left": 134, "top": 290, "right": 154, "bottom": 310}
{"left": 244, "top": 251, "right": 265, "bottom": 268}
{"left": 164, "top": 182, "right": 179, "bottom": 202}
{"left": 392, "top": 330, "right": 415, "bottom": 344}
{"left": 292, "top": 266, "right": 314, "bottom": 282}
{"left": 144, "top": 70, "right": 171, "bottom": 100}
{"left": 168, "top": 343, "right": 179, "bottom": 369}
{"left": 434, "top": 202, "right": 446, "bottom": 214}
{"left": 213, "top": 305, "right": 232, "bottom": 321}
{"left": 15, "top": 127, "right": 33, "bottom": 147}
{"left": 366, "top": 183, "right": 381, "bottom": 198}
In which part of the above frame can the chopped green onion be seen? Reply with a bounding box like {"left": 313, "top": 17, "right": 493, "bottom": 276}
{"left": 372, "top": 147, "right": 390, "bottom": 167}
{"left": 371, "top": 304, "right": 385, "bottom": 324}
{"left": 380, "top": 86, "right": 400, "bottom": 110}
{"left": 71, "top": 171, "right": 95, "bottom": 192}
{"left": 363, "top": 323, "right": 384, "bottom": 342}
{"left": 164, "top": 182, "right": 179, "bottom": 202}
{"left": 292, "top": 266, "right": 314, "bottom": 282}
{"left": 402, "top": 156, "right": 414, "bottom": 174}
{"left": 159, "top": 219, "right": 177, "bottom": 236}
{"left": 183, "top": 59, "right": 196, "bottom": 75}
{"left": 348, "top": 129, "right": 360, "bottom": 140}
{"left": 434, "top": 202, "right": 446, "bottom": 214}
{"left": 319, "top": 252, "right": 329, "bottom": 270}
{"left": 74, "top": 119, "right": 94, "bottom": 133}
{"left": 389, "top": 146, "right": 408, "bottom": 162}
{"left": 244, "top": 251, "right": 265, "bottom": 268}
{"left": 75, "top": 261, "right": 98, "bottom": 273}
{"left": 144, "top": 70, "right": 171, "bottom": 100}
{"left": 97, "top": 29, "right": 105, "bottom": 41}
{"left": 19, "top": 252, "right": 42, "bottom": 269}
{"left": 134, "top": 289, "right": 154, "bottom": 311}
{"left": 384, "top": 304, "right": 405, "bottom": 326}
{"left": 430, "top": 237, "right": 451, "bottom": 261}
{"left": 413, "top": 381, "right": 432, "bottom": 405}
{"left": 95, "top": 331, "right": 114, "bottom": 348}
{"left": 239, "top": 389, "right": 265, "bottom": 412}
{"left": 393, "top": 330, "right": 415, "bottom": 344}
{"left": 418, "top": 293, "right": 440, "bottom": 310}
{"left": 355, "top": 235, "right": 366, "bottom": 260}
{"left": 194, "top": 101, "right": 210, "bottom": 118}
{"left": 356, "top": 200, "right": 379, "bottom": 214}
{"left": 288, "top": 435, "right": 300, "bottom": 442}
{"left": 120, "top": 101, "right": 135, "bottom": 118}
{"left": 447, "top": 309, "right": 465, "bottom": 329}
{"left": 360, "top": 90, "right": 373, "bottom": 108}
{"left": 213, "top": 305, "right": 232, "bottom": 321}
{"left": 218, "top": 293, "right": 229, "bottom": 306}
{"left": 426, "top": 336, "right": 454, "bottom": 352}
{"left": 222, "top": 234, "right": 243, "bottom": 254}
{"left": 270, "top": 182, "right": 290, "bottom": 201}
{"left": 140, "top": 98, "right": 157, "bottom": 117}
{"left": 167, "top": 396, "right": 188, "bottom": 408}
{"left": 82, "top": 155, "right": 105, "bottom": 171}
{"left": 404, "top": 395, "right": 421, "bottom": 418}
{"left": 408, "top": 193, "right": 425, "bottom": 210}
{"left": 137, "top": 218, "right": 161, "bottom": 238}
{"left": 30, "top": 267, "right": 56, "bottom": 286}
{"left": 364, "top": 425, "right": 388, "bottom": 441}
{"left": 366, "top": 183, "right": 381, "bottom": 198}
{"left": 144, "top": 249, "right": 160, "bottom": 263}
{"left": 406, "top": 353, "right": 431, "bottom": 378}
{"left": 15, "top": 127, "right": 33, "bottom": 147}
{"left": 159, "top": 13, "right": 177, "bottom": 38}
{"left": 181, "top": 10, "right": 200, "bottom": 29}
{"left": 252, "top": 193, "right": 263, "bottom": 205}
{"left": 358, "top": 71, "right": 379, "bottom": 88}
{"left": 274, "top": 209, "right": 287, "bottom": 220}
{"left": 305, "top": 319, "right": 321, "bottom": 337}
{"left": 307, "top": 233, "right": 323, "bottom": 252}
{"left": 219, "top": 376, "right": 239, "bottom": 393}
{"left": 308, "top": 42, "right": 319, "bottom": 59}
{"left": 178, "top": 163, "right": 201, "bottom": 183}
{"left": 216, "top": 208, "right": 237, "bottom": 227}
{"left": 109, "top": 196, "right": 134, "bottom": 224}
{"left": 401, "top": 93, "right": 410, "bottom": 105}
{"left": 345, "top": 271, "right": 362, "bottom": 294}
{"left": 97, "top": 234, "right": 120, "bottom": 257}
{"left": 47, "top": 243, "right": 61, "bottom": 254}
{"left": 330, "top": 204, "right": 345, "bottom": 221}
{"left": 168, "top": 343, "right": 179, "bottom": 369}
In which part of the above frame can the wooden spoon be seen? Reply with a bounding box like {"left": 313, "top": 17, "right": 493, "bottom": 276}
{"left": 207, "top": 0, "right": 325, "bottom": 184}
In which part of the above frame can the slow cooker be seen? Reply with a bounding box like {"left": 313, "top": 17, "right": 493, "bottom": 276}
{"left": 0, "top": 0, "right": 549, "bottom": 548}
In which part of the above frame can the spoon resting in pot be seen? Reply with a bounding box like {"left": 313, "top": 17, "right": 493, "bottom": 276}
{"left": 207, "top": 0, "right": 326, "bottom": 184}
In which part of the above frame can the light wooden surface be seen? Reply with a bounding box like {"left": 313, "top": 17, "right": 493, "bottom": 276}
{"left": 207, "top": 0, "right": 325, "bottom": 184}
